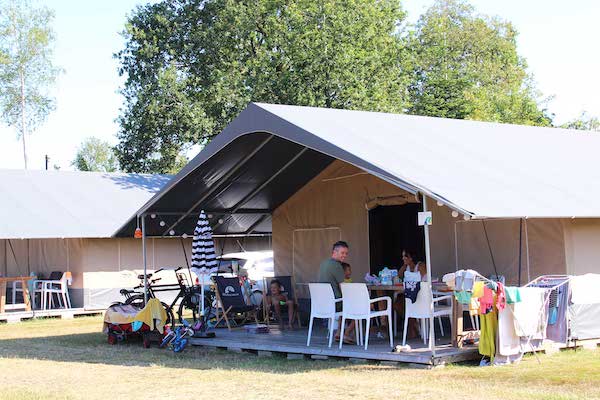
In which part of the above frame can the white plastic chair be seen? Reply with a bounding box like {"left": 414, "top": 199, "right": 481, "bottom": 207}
{"left": 403, "top": 283, "right": 452, "bottom": 346}
{"left": 11, "top": 272, "right": 36, "bottom": 306}
{"left": 39, "top": 271, "right": 72, "bottom": 310}
{"left": 339, "top": 283, "right": 393, "bottom": 350}
{"left": 306, "top": 283, "right": 343, "bottom": 347}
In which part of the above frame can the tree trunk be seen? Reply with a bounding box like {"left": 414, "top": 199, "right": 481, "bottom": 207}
{"left": 20, "top": 69, "right": 27, "bottom": 169}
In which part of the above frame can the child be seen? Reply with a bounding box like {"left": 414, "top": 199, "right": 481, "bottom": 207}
{"left": 267, "top": 279, "right": 295, "bottom": 329}
{"left": 342, "top": 262, "right": 352, "bottom": 283}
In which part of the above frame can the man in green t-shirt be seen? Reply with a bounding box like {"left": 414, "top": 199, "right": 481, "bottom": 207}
{"left": 318, "top": 241, "right": 348, "bottom": 299}
{"left": 318, "top": 241, "right": 355, "bottom": 343}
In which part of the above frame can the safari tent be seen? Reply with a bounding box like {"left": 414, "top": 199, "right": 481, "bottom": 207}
{"left": 0, "top": 170, "right": 265, "bottom": 310}
{"left": 131, "top": 103, "right": 600, "bottom": 294}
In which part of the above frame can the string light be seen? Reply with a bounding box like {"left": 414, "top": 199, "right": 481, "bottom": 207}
{"left": 159, "top": 221, "right": 166, "bottom": 227}
{"left": 451, "top": 211, "right": 459, "bottom": 218}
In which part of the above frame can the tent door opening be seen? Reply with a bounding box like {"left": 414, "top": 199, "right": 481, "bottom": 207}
{"left": 368, "top": 204, "right": 425, "bottom": 274}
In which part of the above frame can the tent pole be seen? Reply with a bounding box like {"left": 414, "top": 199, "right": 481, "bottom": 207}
{"left": 524, "top": 218, "right": 531, "bottom": 282}
{"left": 422, "top": 195, "right": 436, "bottom": 356}
{"left": 141, "top": 214, "right": 148, "bottom": 305}
{"left": 454, "top": 221, "right": 459, "bottom": 270}
{"left": 518, "top": 218, "right": 523, "bottom": 286}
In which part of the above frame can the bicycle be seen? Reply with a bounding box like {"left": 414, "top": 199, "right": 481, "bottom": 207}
{"left": 119, "top": 267, "right": 211, "bottom": 326}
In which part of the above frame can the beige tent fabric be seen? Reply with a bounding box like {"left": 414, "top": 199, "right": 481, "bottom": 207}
{"left": 563, "top": 218, "right": 600, "bottom": 275}
{"left": 1, "top": 233, "right": 270, "bottom": 309}
{"left": 454, "top": 218, "right": 566, "bottom": 285}
{"left": 527, "top": 219, "right": 566, "bottom": 279}
{"left": 272, "top": 159, "right": 572, "bottom": 288}
{"left": 273, "top": 160, "right": 420, "bottom": 285}
{"left": 0, "top": 238, "right": 83, "bottom": 287}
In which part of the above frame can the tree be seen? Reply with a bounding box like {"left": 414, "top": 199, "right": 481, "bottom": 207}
{"left": 72, "top": 137, "right": 120, "bottom": 173}
{"left": 407, "top": 0, "right": 551, "bottom": 126}
{"left": 561, "top": 112, "right": 600, "bottom": 132}
{"left": 0, "top": 0, "right": 61, "bottom": 169}
{"left": 115, "top": 0, "right": 410, "bottom": 173}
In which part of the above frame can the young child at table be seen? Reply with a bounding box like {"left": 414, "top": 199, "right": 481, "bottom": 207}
{"left": 342, "top": 262, "right": 352, "bottom": 283}
{"left": 267, "top": 279, "right": 295, "bottom": 329}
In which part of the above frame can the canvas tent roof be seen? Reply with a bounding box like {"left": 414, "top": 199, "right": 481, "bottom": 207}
{"left": 123, "top": 102, "right": 600, "bottom": 237}
{"left": 0, "top": 169, "right": 170, "bottom": 239}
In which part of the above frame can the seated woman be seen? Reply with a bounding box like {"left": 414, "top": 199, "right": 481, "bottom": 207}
{"left": 394, "top": 250, "right": 428, "bottom": 339}
{"left": 267, "top": 279, "right": 295, "bottom": 329}
{"left": 397, "top": 250, "right": 427, "bottom": 282}
{"left": 372, "top": 250, "right": 425, "bottom": 338}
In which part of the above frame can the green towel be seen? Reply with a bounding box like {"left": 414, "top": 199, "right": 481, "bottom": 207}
{"left": 505, "top": 286, "right": 522, "bottom": 304}
{"left": 454, "top": 290, "right": 472, "bottom": 305}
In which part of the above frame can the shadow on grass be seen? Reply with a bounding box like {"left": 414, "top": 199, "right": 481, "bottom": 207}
{"left": 0, "top": 331, "right": 366, "bottom": 374}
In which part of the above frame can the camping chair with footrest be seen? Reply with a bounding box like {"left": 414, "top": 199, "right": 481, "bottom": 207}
{"left": 213, "top": 276, "right": 259, "bottom": 331}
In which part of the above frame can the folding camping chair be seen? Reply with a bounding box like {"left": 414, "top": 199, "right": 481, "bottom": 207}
{"left": 213, "top": 276, "right": 259, "bottom": 331}
{"left": 263, "top": 276, "right": 302, "bottom": 328}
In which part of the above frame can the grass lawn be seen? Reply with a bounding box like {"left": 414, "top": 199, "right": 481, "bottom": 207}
{"left": 0, "top": 316, "right": 599, "bottom": 400}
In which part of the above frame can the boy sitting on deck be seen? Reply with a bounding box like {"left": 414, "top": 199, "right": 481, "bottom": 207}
{"left": 267, "top": 279, "right": 295, "bottom": 330}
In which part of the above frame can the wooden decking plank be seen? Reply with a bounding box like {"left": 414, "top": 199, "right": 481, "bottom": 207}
{"left": 189, "top": 326, "right": 480, "bottom": 365}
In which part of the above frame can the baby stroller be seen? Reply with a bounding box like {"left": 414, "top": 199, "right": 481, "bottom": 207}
{"left": 103, "top": 299, "right": 168, "bottom": 348}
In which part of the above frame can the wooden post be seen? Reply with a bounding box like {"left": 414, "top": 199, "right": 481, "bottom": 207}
{"left": 451, "top": 298, "right": 464, "bottom": 348}
{"left": 0, "top": 280, "right": 6, "bottom": 314}
{"left": 21, "top": 278, "right": 31, "bottom": 312}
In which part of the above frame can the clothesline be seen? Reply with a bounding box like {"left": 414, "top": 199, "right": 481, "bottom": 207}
{"left": 525, "top": 274, "right": 572, "bottom": 292}
{"left": 454, "top": 270, "right": 571, "bottom": 365}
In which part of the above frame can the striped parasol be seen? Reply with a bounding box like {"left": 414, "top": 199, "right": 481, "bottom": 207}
{"left": 191, "top": 210, "right": 218, "bottom": 272}
{"left": 190, "top": 210, "right": 219, "bottom": 318}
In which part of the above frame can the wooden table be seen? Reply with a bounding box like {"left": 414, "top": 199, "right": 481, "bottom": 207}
{"left": 0, "top": 276, "right": 35, "bottom": 313}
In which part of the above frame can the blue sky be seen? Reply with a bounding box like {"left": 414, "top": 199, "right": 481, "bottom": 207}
{"left": 1, "top": 0, "right": 599, "bottom": 170}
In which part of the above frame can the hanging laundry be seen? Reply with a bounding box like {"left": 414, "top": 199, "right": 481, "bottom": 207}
{"left": 472, "top": 281, "right": 485, "bottom": 299}
{"left": 512, "top": 287, "right": 547, "bottom": 339}
{"left": 498, "top": 305, "right": 521, "bottom": 356}
{"left": 479, "top": 287, "right": 495, "bottom": 315}
{"left": 547, "top": 288, "right": 560, "bottom": 325}
{"left": 404, "top": 281, "right": 421, "bottom": 303}
{"left": 505, "top": 286, "right": 522, "bottom": 304}
{"left": 454, "top": 290, "right": 472, "bottom": 305}
{"left": 469, "top": 297, "right": 480, "bottom": 316}
{"left": 479, "top": 308, "right": 498, "bottom": 361}
{"left": 529, "top": 277, "right": 570, "bottom": 342}
{"left": 455, "top": 269, "right": 477, "bottom": 291}
{"left": 496, "top": 282, "right": 506, "bottom": 312}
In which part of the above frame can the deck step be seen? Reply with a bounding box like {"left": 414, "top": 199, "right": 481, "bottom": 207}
{"left": 0, "top": 308, "right": 102, "bottom": 323}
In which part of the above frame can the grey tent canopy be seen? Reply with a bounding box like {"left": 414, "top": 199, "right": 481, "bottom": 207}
{"left": 117, "top": 102, "right": 600, "bottom": 237}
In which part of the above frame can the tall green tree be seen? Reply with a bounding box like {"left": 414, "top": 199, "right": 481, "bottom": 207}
{"left": 72, "top": 137, "right": 120, "bottom": 173}
{"left": 0, "top": 0, "right": 61, "bottom": 169}
{"left": 561, "top": 112, "right": 600, "bottom": 132}
{"left": 115, "top": 0, "right": 410, "bottom": 173}
{"left": 407, "top": 0, "right": 551, "bottom": 126}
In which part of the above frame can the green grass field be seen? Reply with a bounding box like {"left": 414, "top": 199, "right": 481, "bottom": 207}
{"left": 0, "top": 316, "right": 599, "bottom": 400}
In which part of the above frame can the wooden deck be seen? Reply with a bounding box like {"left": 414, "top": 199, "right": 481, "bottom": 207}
{"left": 0, "top": 308, "right": 103, "bottom": 323}
{"left": 190, "top": 325, "right": 480, "bottom": 366}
